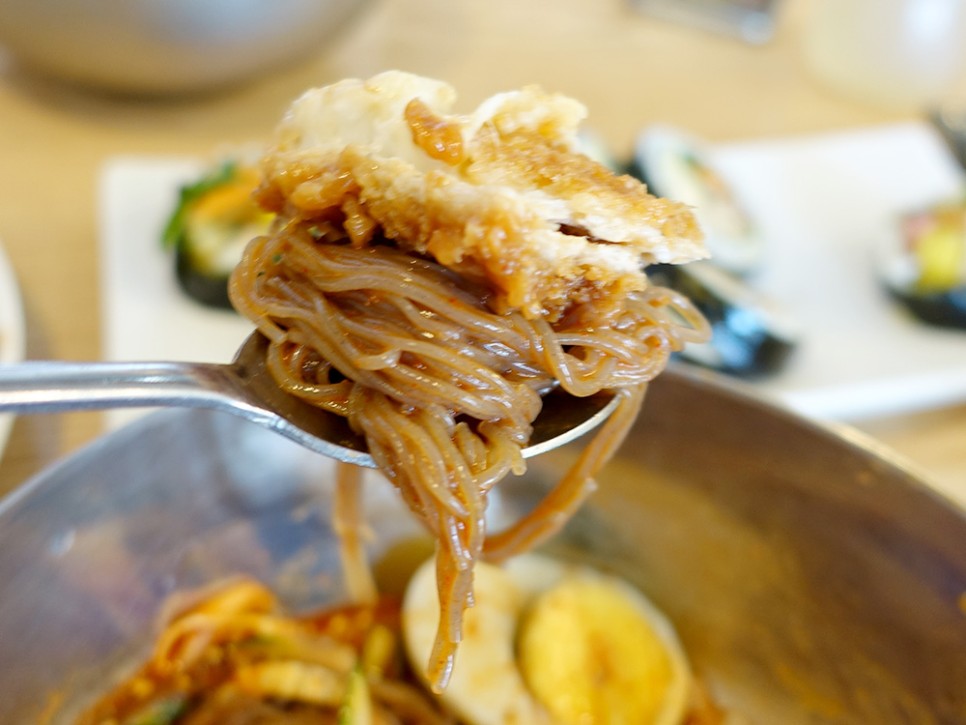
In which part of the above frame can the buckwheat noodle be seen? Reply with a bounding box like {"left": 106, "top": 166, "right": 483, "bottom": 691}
{"left": 229, "top": 219, "right": 708, "bottom": 689}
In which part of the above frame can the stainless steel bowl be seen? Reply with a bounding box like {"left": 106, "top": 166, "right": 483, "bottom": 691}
{"left": 1, "top": 366, "right": 964, "bottom": 722}
{"left": 0, "top": 0, "right": 368, "bottom": 94}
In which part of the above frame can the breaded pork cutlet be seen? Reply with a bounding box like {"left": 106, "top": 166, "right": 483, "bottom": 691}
{"left": 255, "top": 71, "right": 707, "bottom": 320}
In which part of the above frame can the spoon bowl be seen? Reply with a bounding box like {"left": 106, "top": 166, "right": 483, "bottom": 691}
{"left": 0, "top": 331, "right": 620, "bottom": 467}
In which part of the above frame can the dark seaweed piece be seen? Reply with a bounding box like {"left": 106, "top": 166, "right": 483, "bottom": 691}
{"left": 650, "top": 262, "right": 797, "bottom": 378}
{"left": 174, "top": 248, "right": 232, "bottom": 309}
{"left": 888, "top": 286, "right": 966, "bottom": 330}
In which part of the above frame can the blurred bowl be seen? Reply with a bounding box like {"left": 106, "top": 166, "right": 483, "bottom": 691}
{"left": 0, "top": 366, "right": 965, "bottom": 722}
{"left": 0, "top": 0, "right": 369, "bottom": 94}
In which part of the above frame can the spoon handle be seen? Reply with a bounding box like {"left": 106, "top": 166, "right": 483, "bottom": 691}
{"left": 0, "top": 346, "right": 621, "bottom": 469}
{"left": 0, "top": 360, "right": 233, "bottom": 413}
{"left": 0, "top": 358, "right": 375, "bottom": 466}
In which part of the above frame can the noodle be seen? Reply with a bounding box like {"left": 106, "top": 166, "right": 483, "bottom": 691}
{"left": 229, "top": 233, "right": 707, "bottom": 689}
{"left": 225, "top": 72, "right": 710, "bottom": 690}
{"left": 334, "top": 462, "right": 378, "bottom": 605}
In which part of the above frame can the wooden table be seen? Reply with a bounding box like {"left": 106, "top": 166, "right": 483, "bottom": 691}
{"left": 0, "top": 0, "right": 963, "bottom": 503}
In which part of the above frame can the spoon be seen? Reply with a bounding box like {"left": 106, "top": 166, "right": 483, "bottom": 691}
{"left": 0, "top": 332, "right": 619, "bottom": 468}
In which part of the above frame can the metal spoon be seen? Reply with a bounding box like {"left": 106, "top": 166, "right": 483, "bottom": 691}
{"left": 0, "top": 332, "right": 619, "bottom": 468}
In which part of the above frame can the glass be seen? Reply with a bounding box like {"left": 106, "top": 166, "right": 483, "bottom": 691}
{"left": 803, "top": 0, "right": 966, "bottom": 110}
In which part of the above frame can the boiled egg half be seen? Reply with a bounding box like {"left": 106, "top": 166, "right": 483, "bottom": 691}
{"left": 402, "top": 553, "right": 692, "bottom": 725}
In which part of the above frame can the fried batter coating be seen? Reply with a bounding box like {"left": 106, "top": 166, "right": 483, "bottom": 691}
{"left": 257, "top": 71, "right": 706, "bottom": 319}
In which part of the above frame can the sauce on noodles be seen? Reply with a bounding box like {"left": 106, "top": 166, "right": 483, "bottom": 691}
{"left": 76, "top": 576, "right": 727, "bottom": 724}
